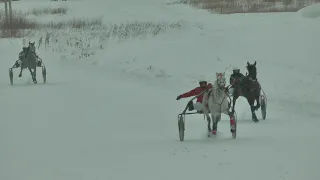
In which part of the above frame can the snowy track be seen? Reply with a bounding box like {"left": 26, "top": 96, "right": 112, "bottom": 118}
{"left": 2, "top": 56, "right": 319, "bottom": 180}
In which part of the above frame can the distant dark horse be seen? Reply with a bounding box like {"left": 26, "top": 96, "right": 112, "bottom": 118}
{"left": 231, "top": 61, "right": 261, "bottom": 122}
{"left": 19, "top": 42, "right": 38, "bottom": 84}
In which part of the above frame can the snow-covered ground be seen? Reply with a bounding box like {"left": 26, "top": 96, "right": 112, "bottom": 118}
{"left": 1, "top": 0, "right": 320, "bottom": 180}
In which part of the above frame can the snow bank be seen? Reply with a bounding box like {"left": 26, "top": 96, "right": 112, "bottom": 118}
{"left": 299, "top": 3, "right": 320, "bottom": 18}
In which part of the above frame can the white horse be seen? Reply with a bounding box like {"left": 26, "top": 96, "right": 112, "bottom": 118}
{"left": 203, "top": 72, "right": 236, "bottom": 136}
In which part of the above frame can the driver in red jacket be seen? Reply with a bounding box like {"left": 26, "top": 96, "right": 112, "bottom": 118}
{"left": 176, "top": 80, "right": 213, "bottom": 112}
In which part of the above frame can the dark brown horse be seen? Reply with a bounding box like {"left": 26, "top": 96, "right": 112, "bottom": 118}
{"left": 231, "top": 61, "right": 261, "bottom": 122}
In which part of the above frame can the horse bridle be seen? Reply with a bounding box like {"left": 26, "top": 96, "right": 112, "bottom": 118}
{"left": 208, "top": 78, "right": 227, "bottom": 106}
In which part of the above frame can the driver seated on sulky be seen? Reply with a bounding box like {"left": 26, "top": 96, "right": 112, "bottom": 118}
{"left": 176, "top": 80, "right": 212, "bottom": 113}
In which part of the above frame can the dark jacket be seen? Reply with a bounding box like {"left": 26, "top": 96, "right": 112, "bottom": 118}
{"left": 230, "top": 73, "right": 245, "bottom": 86}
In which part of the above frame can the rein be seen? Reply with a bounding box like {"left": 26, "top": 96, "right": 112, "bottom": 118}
{"left": 206, "top": 83, "right": 233, "bottom": 114}
{"left": 208, "top": 86, "right": 227, "bottom": 106}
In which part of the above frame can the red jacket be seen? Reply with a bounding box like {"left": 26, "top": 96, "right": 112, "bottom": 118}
{"left": 180, "top": 83, "right": 213, "bottom": 103}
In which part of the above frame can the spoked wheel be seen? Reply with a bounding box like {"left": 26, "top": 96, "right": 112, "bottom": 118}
{"left": 230, "top": 111, "right": 237, "bottom": 139}
{"left": 42, "top": 66, "right": 46, "bottom": 83}
{"left": 178, "top": 115, "right": 185, "bottom": 141}
{"left": 260, "top": 95, "right": 267, "bottom": 120}
{"left": 9, "top": 68, "right": 13, "bottom": 85}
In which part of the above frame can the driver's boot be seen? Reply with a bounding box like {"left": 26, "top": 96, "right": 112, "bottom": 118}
{"left": 14, "top": 61, "right": 20, "bottom": 68}
{"left": 187, "top": 101, "right": 194, "bottom": 111}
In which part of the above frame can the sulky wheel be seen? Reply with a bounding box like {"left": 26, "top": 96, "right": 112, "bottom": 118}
{"left": 9, "top": 68, "right": 13, "bottom": 85}
{"left": 260, "top": 95, "right": 267, "bottom": 120}
{"left": 178, "top": 115, "right": 185, "bottom": 141}
{"left": 42, "top": 66, "right": 46, "bottom": 83}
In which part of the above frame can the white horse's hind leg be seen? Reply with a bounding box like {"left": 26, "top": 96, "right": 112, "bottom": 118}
{"left": 203, "top": 91, "right": 211, "bottom": 134}
{"left": 208, "top": 102, "right": 219, "bottom": 135}
{"left": 210, "top": 101, "right": 221, "bottom": 134}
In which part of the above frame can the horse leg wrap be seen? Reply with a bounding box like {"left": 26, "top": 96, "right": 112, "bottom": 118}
{"left": 212, "top": 123, "right": 217, "bottom": 131}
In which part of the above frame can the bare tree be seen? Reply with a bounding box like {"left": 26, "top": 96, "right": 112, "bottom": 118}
{"left": 3, "top": 0, "right": 13, "bottom": 23}
{"left": 283, "top": 0, "right": 293, "bottom": 11}
{"left": 8, "top": 0, "right": 12, "bottom": 23}
{"left": 4, "top": 0, "right": 9, "bottom": 23}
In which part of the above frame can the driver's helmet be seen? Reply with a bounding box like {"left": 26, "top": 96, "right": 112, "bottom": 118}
{"left": 232, "top": 67, "right": 240, "bottom": 74}
{"left": 199, "top": 79, "right": 207, "bottom": 87}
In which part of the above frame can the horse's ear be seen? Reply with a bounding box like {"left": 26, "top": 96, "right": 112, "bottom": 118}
{"left": 247, "top": 62, "right": 250, "bottom": 66}
{"left": 223, "top": 72, "right": 225, "bottom": 75}
{"left": 254, "top": 61, "right": 256, "bottom": 66}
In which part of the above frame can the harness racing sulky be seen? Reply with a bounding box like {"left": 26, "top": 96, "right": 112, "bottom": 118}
{"left": 177, "top": 72, "right": 237, "bottom": 141}
{"left": 176, "top": 62, "right": 267, "bottom": 142}
{"left": 9, "top": 42, "right": 47, "bottom": 85}
{"left": 228, "top": 61, "right": 267, "bottom": 122}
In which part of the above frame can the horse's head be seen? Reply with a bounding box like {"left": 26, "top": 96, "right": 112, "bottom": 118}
{"left": 215, "top": 72, "right": 226, "bottom": 89}
{"left": 246, "top": 61, "right": 257, "bottom": 80}
{"left": 28, "top": 41, "right": 36, "bottom": 53}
